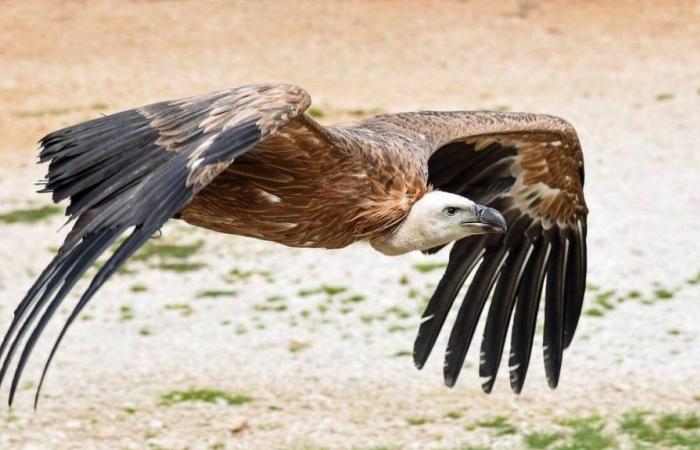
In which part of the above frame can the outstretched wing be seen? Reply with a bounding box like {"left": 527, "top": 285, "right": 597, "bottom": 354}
{"left": 406, "top": 111, "right": 587, "bottom": 393}
{"left": 0, "top": 84, "right": 311, "bottom": 406}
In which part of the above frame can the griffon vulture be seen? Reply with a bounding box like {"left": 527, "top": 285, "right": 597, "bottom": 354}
{"left": 0, "top": 84, "right": 587, "bottom": 406}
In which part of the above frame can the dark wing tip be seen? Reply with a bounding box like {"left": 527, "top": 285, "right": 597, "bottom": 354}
{"left": 412, "top": 240, "right": 486, "bottom": 370}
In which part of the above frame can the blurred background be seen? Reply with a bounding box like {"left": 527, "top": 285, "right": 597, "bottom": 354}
{"left": 0, "top": 1, "right": 699, "bottom": 449}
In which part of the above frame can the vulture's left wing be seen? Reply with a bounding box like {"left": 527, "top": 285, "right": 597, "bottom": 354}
{"left": 408, "top": 112, "right": 587, "bottom": 393}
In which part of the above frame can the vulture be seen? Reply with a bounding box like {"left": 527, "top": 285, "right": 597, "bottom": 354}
{"left": 0, "top": 84, "right": 588, "bottom": 406}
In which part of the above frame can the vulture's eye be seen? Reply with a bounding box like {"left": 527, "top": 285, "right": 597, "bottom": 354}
{"left": 444, "top": 207, "right": 458, "bottom": 216}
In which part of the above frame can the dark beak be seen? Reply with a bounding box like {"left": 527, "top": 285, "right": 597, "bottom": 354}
{"left": 470, "top": 204, "right": 507, "bottom": 233}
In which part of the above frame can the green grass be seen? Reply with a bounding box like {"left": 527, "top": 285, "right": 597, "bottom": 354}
{"left": 307, "top": 107, "right": 325, "bottom": 118}
{"left": 654, "top": 288, "right": 674, "bottom": 299}
{"left": 130, "top": 284, "right": 148, "bottom": 293}
{"left": 406, "top": 417, "right": 428, "bottom": 426}
{"left": 298, "top": 285, "right": 348, "bottom": 296}
{"left": 321, "top": 285, "right": 347, "bottom": 295}
{"left": 298, "top": 287, "right": 321, "bottom": 296}
{"left": 118, "top": 234, "right": 204, "bottom": 275}
{"left": 412, "top": 262, "right": 447, "bottom": 273}
{"left": 226, "top": 268, "right": 255, "bottom": 282}
{"left": 474, "top": 416, "right": 517, "bottom": 435}
{"left": 385, "top": 306, "right": 411, "bottom": 319}
{"left": 687, "top": 271, "right": 700, "bottom": 285}
{"left": 0, "top": 205, "right": 61, "bottom": 224}
{"left": 594, "top": 290, "right": 616, "bottom": 310}
{"left": 164, "top": 303, "right": 194, "bottom": 316}
{"left": 288, "top": 340, "right": 310, "bottom": 353}
{"left": 156, "top": 262, "right": 206, "bottom": 272}
{"left": 341, "top": 294, "right": 366, "bottom": 303}
{"left": 197, "top": 289, "right": 238, "bottom": 299}
{"left": 160, "top": 389, "right": 252, "bottom": 406}
{"left": 523, "top": 431, "right": 563, "bottom": 449}
{"left": 620, "top": 411, "right": 700, "bottom": 448}
{"left": 253, "top": 303, "right": 287, "bottom": 312}
{"left": 119, "top": 305, "right": 134, "bottom": 322}
{"left": 655, "top": 93, "right": 674, "bottom": 101}
{"left": 133, "top": 240, "right": 203, "bottom": 262}
{"left": 555, "top": 416, "right": 616, "bottom": 450}
{"left": 445, "top": 410, "right": 463, "bottom": 419}
{"left": 584, "top": 308, "right": 604, "bottom": 317}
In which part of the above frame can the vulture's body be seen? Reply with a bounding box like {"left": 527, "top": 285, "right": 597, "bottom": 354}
{"left": 0, "top": 84, "right": 588, "bottom": 406}
{"left": 182, "top": 114, "right": 428, "bottom": 249}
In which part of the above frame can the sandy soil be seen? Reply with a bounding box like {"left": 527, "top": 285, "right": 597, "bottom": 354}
{"left": 0, "top": 1, "right": 699, "bottom": 449}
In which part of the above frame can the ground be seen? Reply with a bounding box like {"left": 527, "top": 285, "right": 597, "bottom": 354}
{"left": 0, "top": 1, "right": 699, "bottom": 449}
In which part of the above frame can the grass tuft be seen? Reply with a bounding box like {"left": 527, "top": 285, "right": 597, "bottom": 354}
{"left": 119, "top": 305, "right": 134, "bottom": 322}
{"left": 156, "top": 262, "right": 206, "bottom": 272}
{"left": 130, "top": 284, "right": 148, "bottom": 293}
{"left": 655, "top": 93, "right": 674, "bottom": 101}
{"left": 164, "top": 303, "right": 194, "bottom": 316}
{"left": 523, "top": 431, "right": 563, "bottom": 449}
{"left": 0, "top": 205, "right": 61, "bottom": 224}
{"left": 160, "top": 389, "right": 252, "bottom": 406}
{"left": 412, "top": 262, "right": 447, "bottom": 273}
{"left": 307, "top": 107, "right": 325, "bottom": 118}
{"left": 556, "top": 416, "right": 616, "bottom": 450}
{"left": 621, "top": 411, "right": 700, "bottom": 447}
{"left": 406, "top": 417, "right": 428, "bottom": 426}
{"left": 584, "top": 308, "right": 604, "bottom": 317}
{"left": 653, "top": 288, "right": 674, "bottom": 300}
{"left": 445, "top": 410, "right": 463, "bottom": 419}
{"left": 197, "top": 290, "right": 238, "bottom": 299}
{"left": 474, "top": 416, "right": 517, "bottom": 435}
{"left": 133, "top": 240, "right": 203, "bottom": 262}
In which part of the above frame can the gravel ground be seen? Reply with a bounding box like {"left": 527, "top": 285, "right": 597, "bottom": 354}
{"left": 0, "top": 1, "right": 699, "bottom": 449}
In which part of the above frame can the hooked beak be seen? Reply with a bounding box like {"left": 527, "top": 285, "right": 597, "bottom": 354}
{"left": 463, "top": 204, "right": 507, "bottom": 233}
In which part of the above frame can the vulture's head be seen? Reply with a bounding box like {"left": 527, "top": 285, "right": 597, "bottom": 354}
{"left": 371, "top": 191, "right": 507, "bottom": 256}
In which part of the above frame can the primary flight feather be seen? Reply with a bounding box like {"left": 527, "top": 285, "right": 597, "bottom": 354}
{"left": 0, "top": 83, "right": 587, "bottom": 406}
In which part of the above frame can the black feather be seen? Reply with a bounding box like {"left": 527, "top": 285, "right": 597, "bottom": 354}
{"left": 543, "top": 228, "right": 568, "bottom": 388}
{"left": 564, "top": 221, "right": 587, "bottom": 348}
{"left": 508, "top": 233, "right": 549, "bottom": 393}
{"left": 428, "top": 141, "right": 516, "bottom": 190}
{"left": 413, "top": 238, "right": 486, "bottom": 369}
{"left": 443, "top": 246, "right": 507, "bottom": 387}
{"left": 478, "top": 237, "right": 531, "bottom": 393}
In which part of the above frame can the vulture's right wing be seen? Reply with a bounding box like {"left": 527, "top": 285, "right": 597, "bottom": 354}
{"left": 0, "top": 84, "right": 311, "bottom": 406}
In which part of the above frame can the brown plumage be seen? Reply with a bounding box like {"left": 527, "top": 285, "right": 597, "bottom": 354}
{"left": 0, "top": 83, "right": 587, "bottom": 406}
